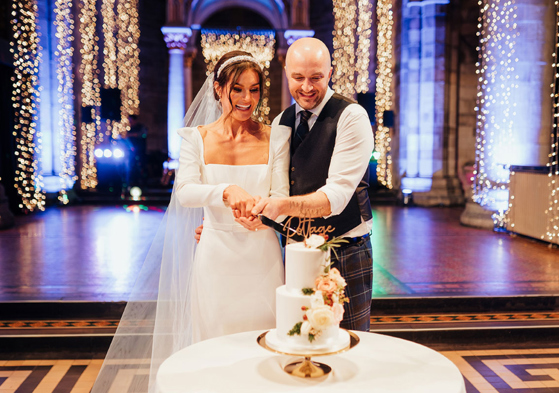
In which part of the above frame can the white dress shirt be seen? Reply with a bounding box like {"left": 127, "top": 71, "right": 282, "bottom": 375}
{"left": 286, "top": 87, "right": 374, "bottom": 237}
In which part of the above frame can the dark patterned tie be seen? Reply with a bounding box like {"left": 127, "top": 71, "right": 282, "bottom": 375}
{"left": 291, "top": 110, "right": 313, "bottom": 153}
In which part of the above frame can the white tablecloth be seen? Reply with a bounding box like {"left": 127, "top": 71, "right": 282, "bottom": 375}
{"left": 157, "top": 330, "right": 466, "bottom": 393}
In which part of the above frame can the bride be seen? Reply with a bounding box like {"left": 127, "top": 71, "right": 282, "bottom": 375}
{"left": 91, "top": 51, "right": 289, "bottom": 393}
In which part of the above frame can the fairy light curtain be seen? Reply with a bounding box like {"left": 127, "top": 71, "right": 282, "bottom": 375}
{"left": 545, "top": 0, "right": 559, "bottom": 243}
{"left": 79, "top": 0, "right": 141, "bottom": 189}
{"left": 473, "top": 0, "right": 518, "bottom": 225}
{"left": 331, "top": 0, "right": 373, "bottom": 97}
{"left": 373, "top": 0, "right": 394, "bottom": 189}
{"left": 78, "top": 0, "right": 102, "bottom": 189}
{"left": 201, "top": 29, "right": 276, "bottom": 124}
{"left": 11, "top": 0, "right": 45, "bottom": 212}
{"left": 101, "top": 0, "right": 141, "bottom": 140}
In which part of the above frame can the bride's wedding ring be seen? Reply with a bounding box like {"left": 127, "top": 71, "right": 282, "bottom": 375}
{"left": 255, "top": 228, "right": 258, "bottom": 231}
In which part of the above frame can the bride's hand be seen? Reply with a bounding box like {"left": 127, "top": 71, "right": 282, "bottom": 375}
{"left": 223, "top": 185, "right": 257, "bottom": 218}
{"left": 235, "top": 215, "right": 267, "bottom": 232}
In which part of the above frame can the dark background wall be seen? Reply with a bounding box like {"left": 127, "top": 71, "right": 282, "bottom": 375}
{"left": 137, "top": 0, "right": 168, "bottom": 154}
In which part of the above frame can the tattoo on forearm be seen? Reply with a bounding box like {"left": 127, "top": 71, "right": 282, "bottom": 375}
{"left": 289, "top": 199, "right": 328, "bottom": 218}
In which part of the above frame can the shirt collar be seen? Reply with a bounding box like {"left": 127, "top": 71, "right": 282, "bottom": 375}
{"left": 295, "top": 87, "right": 335, "bottom": 119}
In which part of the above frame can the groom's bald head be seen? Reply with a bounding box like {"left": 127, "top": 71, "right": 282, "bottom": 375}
{"left": 286, "top": 38, "right": 331, "bottom": 70}
{"left": 285, "top": 38, "right": 332, "bottom": 110}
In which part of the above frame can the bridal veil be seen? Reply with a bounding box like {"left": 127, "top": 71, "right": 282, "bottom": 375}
{"left": 90, "top": 75, "right": 221, "bottom": 393}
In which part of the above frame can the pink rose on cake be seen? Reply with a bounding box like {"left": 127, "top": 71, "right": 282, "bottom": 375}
{"left": 332, "top": 302, "right": 345, "bottom": 323}
{"left": 315, "top": 276, "right": 337, "bottom": 293}
{"left": 328, "top": 268, "right": 347, "bottom": 288}
{"left": 306, "top": 305, "right": 336, "bottom": 330}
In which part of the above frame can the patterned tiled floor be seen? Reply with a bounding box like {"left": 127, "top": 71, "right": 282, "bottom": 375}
{"left": 1, "top": 349, "right": 559, "bottom": 392}
{"left": 442, "top": 349, "right": 559, "bottom": 392}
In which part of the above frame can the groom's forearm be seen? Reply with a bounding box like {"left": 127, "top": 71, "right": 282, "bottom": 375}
{"left": 252, "top": 192, "right": 332, "bottom": 220}
{"left": 284, "top": 192, "right": 332, "bottom": 218}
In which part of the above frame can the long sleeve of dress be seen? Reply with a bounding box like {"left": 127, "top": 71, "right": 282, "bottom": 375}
{"left": 175, "top": 127, "right": 230, "bottom": 208}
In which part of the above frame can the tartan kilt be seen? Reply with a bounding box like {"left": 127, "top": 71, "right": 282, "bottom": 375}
{"left": 330, "top": 237, "right": 373, "bottom": 332}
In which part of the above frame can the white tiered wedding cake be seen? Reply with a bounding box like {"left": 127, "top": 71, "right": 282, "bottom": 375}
{"left": 266, "top": 236, "right": 351, "bottom": 354}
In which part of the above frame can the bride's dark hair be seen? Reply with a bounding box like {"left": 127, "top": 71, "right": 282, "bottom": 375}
{"left": 213, "top": 50, "right": 264, "bottom": 115}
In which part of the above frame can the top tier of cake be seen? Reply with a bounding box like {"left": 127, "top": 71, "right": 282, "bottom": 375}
{"left": 284, "top": 243, "right": 328, "bottom": 292}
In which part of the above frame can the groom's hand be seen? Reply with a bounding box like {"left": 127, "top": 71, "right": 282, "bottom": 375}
{"left": 194, "top": 224, "right": 203, "bottom": 243}
{"left": 252, "top": 197, "right": 286, "bottom": 221}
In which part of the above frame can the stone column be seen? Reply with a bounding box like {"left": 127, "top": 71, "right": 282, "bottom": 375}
{"left": 37, "top": 0, "right": 64, "bottom": 193}
{"left": 399, "top": 0, "right": 463, "bottom": 206}
{"left": 161, "top": 26, "right": 192, "bottom": 162}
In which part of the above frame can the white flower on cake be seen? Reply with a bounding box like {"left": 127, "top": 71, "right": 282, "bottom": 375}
{"left": 307, "top": 305, "right": 336, "bottom": 330}
{"left": 310, "top": 290, "right": 324, "bottom": 308}
{"left": 301, "top": 321, "right": 312, "bottom": 335}
{"left": 304, "top": 234, "right": 326, "bottom": 248}
{"left": 287, "top": 235, "right": 349, "bottom": 343}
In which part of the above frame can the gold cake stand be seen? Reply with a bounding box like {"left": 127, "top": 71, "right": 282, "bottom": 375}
{"left": 257, "top": 329, "right": 360, "bottom": 378}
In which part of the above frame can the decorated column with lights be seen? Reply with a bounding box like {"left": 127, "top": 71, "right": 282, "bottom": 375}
{"left": 161, "top": 26, "right": 192, "bottom": 163}
{"left": 399, "top": 0, "right": 463, "bottom": 205}
{"left": 11, "top": 0, "right": 45, "bottom": 211}
{"left": 461, "top": 0, "right": 554, "bottom": 228}
{"left": 36, "top": 0, "right": 77, "bottom": 198}
{"left": 546, "top": 1, "right": 559, "bottom": 243}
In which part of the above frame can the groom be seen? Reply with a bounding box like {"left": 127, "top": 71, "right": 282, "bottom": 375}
{"left": 252, "top": 38, "right": 374, "bottom": 332}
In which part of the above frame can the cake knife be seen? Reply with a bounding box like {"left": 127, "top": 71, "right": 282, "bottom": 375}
{"left": 258, "top": 215, "right": 305, "bottom": 242}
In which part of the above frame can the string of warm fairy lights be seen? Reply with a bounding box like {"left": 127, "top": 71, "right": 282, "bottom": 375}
{"left": 101, "top": 0, "right": 119, "bottom": 140}
{"left": 332, "top": 0, "right": 373, "bottom": 96}
{"left": 473, "top": 0, "right": 518, "bottom": 225}
{"left": 115, "top": 0, "right": 140, "bottom": 137}
{"left": 101, "top": 0, "right": 117, "bottom": 89}
{"left": 101, "top": 0, "right": 140, "bottom": 139}
{"left": 201, "top": 29, "right": 275, "bottom": 124}
{"left": 78, "top": 0, "right": 101, "bottom": 189}
{"left": 332, "top": 0, "right": 356, "bottom": 97}
{"left": 54, "top": 0, "right": 77, "bottom": 203}
{"left": 545, "top": 1, "right": 559, "bottom": 243}
{"left": 374, "top": 0, "right": 394, "bottom": 189}
{"left": 101, "top": 0, "right": 116, "bottom": 141}
{"left": 355, "top": 0, "right": 373, "bottom": 93}
{"left": 10, "top": 0, "right": 45, "bottom": 211}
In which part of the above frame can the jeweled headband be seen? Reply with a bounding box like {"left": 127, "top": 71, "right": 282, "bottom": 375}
{"left": 216, "top": 55, "right": 261, "bottom": 78}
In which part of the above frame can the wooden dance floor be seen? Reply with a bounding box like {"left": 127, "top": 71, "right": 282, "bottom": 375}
{"left": 0, "top": 204, "right": 557, "bottom": 301}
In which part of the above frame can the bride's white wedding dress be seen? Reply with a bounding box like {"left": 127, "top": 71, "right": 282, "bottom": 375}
{"left": 175, "top": 126, "right": 290, "bottom": 343}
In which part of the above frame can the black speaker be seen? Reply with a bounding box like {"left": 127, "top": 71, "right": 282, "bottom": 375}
{"left": 81, "top": 105, "right": 95, "bottom": 123}
{"left": 383, "top": 110, "right": 394, "bottom": 128}
{"left": 100, "top": 88, "right": 122, "bottom": 121}
{"left": 357, "top": 93, "right": 375, "bottom": 125}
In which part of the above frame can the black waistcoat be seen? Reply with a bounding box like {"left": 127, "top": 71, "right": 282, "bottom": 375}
{"left": 279, "top": 93, "right": 372, "bottom": 238}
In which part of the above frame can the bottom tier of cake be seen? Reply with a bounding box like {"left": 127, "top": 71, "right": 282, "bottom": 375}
{"left": 265, "top": 328, "right": 351, "bottom": 355}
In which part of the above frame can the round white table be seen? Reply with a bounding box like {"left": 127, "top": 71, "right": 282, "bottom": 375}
{"left": 157, "top": 330, "right": 466, "bottom": 393}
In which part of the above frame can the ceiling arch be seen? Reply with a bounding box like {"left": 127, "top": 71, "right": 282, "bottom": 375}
{"left": 188, "top": 0, "right": 288, "bottom": 31}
